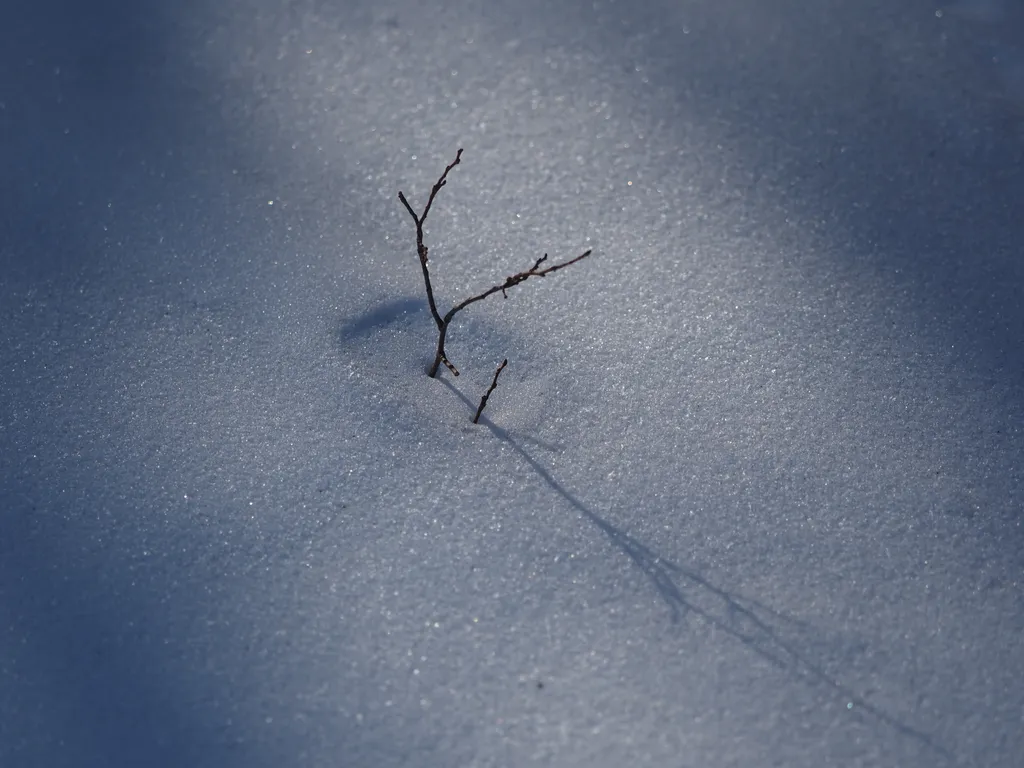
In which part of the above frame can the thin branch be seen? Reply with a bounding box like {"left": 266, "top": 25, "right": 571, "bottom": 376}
{"left": 428, "top": 247, "right": 591, "bottom": 377}
{"left": 397, "top": 148, "right": 463, "bottom": 332}
{"left": 398, "top": 150, "right": 593, "bottom": 381}
{"left": 420, "top": 149, "right": 463, "bottom": 224}
{"left": 504, "top": 255, "right": 546, "bottom": 297}
{"left": 397, "top": 148, "right": 463, "bottom": 228}
{"left": 396, "top": 191, "right": 419, "bottom": 225}
{"left": 427, "top": 247, "right": 592, "bottom": 377}
{"left": 473, "top": 359, "right": 508, "bottom": 423}
{"left": 447, "top": 249, "right": 592, "bottom": 321}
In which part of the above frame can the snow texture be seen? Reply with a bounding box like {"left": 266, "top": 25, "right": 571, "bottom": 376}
{"left": 2, "top": 0, "right": 1023, "bottom": 766}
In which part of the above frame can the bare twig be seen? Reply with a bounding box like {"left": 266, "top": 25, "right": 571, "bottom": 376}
{"left": 427, "top": 247, "right": 591, "bottom": 377}
{"left": 398, "top": 149, "right": 592, "bottom": 382}
{"left": 473, "top": 359, "right": 508, "bottom": 423}
{"left": 397, "top": 148, "right": 463, "bottom": 333}
{"left": 452, "top": 249, "right": 593, "bottom": 314}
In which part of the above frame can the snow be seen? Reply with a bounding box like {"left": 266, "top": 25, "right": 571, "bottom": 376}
{"left": 2, "top": 0, "right": 1023, "bottom": 766}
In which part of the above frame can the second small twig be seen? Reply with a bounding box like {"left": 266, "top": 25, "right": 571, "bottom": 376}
{"left": 473, "top": 359, "right": 508, "bottom": 424}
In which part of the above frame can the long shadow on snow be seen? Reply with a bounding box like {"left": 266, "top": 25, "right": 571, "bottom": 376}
{"left": 441, "top": 377, "right": 953, "bottom": 762}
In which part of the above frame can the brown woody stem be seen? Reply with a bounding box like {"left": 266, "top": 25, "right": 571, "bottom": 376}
{"left": 398, "top": 149, "right": 592, "bottom": 385}
{"left": 474, "top": 359, "right": 508, "bottom": 423}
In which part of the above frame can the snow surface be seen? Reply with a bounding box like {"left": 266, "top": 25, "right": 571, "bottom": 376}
{"left": 2, "top": 0, "right": 1023, "bottom": 766}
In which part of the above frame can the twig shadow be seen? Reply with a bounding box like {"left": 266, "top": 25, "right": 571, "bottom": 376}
{"left": 336, "top": 296, "right": 425, "bottom": 341}
{"left": 440, "top": 377, "right": 952, "bottom": 762}
{"left": 506, "top": 431, "right": 564, "bottom": 454}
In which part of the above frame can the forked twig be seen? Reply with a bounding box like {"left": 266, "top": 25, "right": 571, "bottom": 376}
{"left": 473, "top": 358, "right": 508, "bottom": 424}
{"left": 398, "top": 148, "right": 462, "bottom": 335}
{"left": 398, "top": 149, "right": 592, "bottom": 391}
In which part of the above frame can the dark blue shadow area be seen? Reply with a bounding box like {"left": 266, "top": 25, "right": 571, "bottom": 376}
{"left": 0, "top": 3, "right": 225, "bottom": 764}
{"left": 609, "top": 0, "right": 1024, "bottom": 394}
{"left": 0, "top": 0, "right": 198, "bottom": 279}
{"left": 0, "top": 3, "right": 369, "bottom": 766}
{"left": 0, "top": 494, "right": 210, "bottom": 766}
{"left": 0, "top": 464, "right": 374, "bottom": 768}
